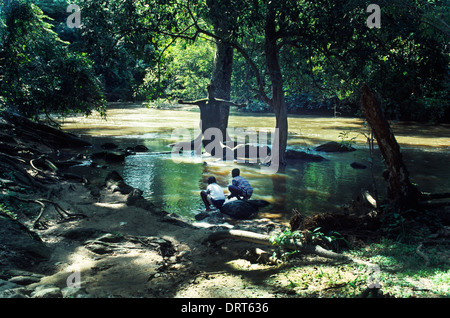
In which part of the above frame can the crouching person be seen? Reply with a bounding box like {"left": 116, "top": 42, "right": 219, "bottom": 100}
{"left": 200, "top": 176, "right": 225, "bottom": 211}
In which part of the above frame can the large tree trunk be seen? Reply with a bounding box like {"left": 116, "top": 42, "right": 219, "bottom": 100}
{"left": 198, "top": 0, "right": 234, "bottom": 145}
{"left": 360, "top": 84, "right": 420, "bottom": 209}
{"left": 264, "top": 6, "right": 288, "bottom": 166}
{"left": 198, "top": 40, "right": 233, "bottom": 144}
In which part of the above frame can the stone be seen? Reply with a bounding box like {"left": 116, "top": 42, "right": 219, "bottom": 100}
{"left": 219, "top": 199, "right": 270, "bottom": 220}
{"left": 105, "top": 170, "right": 135, "bottom": 194}
{"left": 61, "top": 287, "right": 92, "bottom": 298}
{"left": 0, "top": 279, "right": 21, "bottom": 292}
{"left": 315, "top": 141, "right": 356, "bottom": 152}
{"left": 350, "top": 162, "right": 367, "bottom": 169}
{"left": 8, "top": 275, "right": 41, "bottom": 286}
{"left": 31, "top": 284, "right": 62, "bottom": 298}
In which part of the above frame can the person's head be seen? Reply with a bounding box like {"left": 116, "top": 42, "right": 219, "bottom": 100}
{"left": 231, "top": 168, "right": 240, "bottom": 178}
{"left": 207, "top": 176, "right": 217, "bottom": 184}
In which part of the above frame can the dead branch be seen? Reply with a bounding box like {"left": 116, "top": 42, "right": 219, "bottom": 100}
{"left": 205, "top": 229, "right": 352, "bottom": 262}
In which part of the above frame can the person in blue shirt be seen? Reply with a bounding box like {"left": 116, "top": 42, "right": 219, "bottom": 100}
{"left": 200, "top": 176, "right": 226, "bottom": 211}
{"left": 228, "top": 168, "right": 253, "bottom": 200}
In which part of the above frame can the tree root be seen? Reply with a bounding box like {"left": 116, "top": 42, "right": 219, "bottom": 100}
{"left": 205, "top": 229, "right": 352, "bottom": 262}
{"left": 9, "top": 196, "right": 87, "bottom": 229}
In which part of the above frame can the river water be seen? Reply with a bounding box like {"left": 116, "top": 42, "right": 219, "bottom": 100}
{"left": 60, "top": 103, "right": 450, "bottom": 223}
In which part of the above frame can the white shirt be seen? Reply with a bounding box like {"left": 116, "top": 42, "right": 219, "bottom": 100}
{"left": 207, "top": 183, "right": 225, "bottom": 200}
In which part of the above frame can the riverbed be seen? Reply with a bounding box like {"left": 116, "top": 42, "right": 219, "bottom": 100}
{"left": 60, "top": 103, "right": 450, "bottom": 222}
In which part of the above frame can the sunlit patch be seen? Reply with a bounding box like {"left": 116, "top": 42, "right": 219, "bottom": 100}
{"left": 94, "top": 202, "right": 127, "bottom": 209}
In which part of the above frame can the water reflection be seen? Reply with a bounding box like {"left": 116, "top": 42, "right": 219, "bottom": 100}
{"left": 61, "top": 105, "right": 450, "bottom": 223}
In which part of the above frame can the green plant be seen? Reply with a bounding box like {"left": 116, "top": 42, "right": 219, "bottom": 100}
{"left": 338, "top": 130, "right": 357, "bottom": 148}
{"left": 0, "top": 202, "right": 17, "bottom": 220}
{"left": 269, "top": 228, "right": 348, "bottom": 260}
{"left": 310, "top": 227, "right": 350, "bottom": 251}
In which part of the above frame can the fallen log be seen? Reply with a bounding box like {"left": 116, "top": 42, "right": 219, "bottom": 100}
{"left": 205, "top": 229, "right": 352, "bottom": 262}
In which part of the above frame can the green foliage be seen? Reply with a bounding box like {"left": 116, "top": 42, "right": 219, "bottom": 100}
{"left": 0, "top": 0, "right": 106, "bottom": 118}
{"left": 138, "top": 37, "right": 215, "bottom": 101}
{"left": 155, "top": 0, "right": 450, "bottom": 121}
{"left": 1, "top": 0, "right": 448, "bottom": 122}
{"left": 269, "top": 227, "right": 348, "bottom": 259}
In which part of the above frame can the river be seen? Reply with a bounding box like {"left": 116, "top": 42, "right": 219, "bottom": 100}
{"left": 60, "top": 103, "right": 450, "bottom": 223}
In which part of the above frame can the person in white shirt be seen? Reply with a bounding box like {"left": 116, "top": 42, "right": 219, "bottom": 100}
{"left": 200, "top": 176, "right": 225, "bottom": 211}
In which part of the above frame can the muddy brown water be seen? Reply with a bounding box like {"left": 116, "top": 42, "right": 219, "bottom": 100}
{"left": 60, "top": 103, "right": 450, "bottom": 223}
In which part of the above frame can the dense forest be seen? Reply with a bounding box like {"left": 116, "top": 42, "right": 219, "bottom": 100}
{"left": 1, "top": 0, "right": 449, "bottom": 122}
{"left": 0, "top": 0, "right": 450, "bottom": 300}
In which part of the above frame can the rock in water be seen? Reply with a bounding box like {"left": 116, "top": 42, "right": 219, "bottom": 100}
{"left": 219, "top": 199, "right": 270, "bottom": 220}
{"left": 315, "top": 141, "right": 355, "bottom": 152}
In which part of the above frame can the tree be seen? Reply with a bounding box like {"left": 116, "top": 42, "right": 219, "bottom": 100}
{"left": 70, "top": 0, "right": 159, "bottom": 102}
{"left": 360, "top": 84, "right": 420, "bottom": 209}
{"left": 206, "top": 0, "right": 236, "bottom": 141}
{"left": 187, "top": 0, "right": 296, "bottom": 165}
{"left": 0, "top": 0, "right": 105, "bottom": 119}
{"left": 296, "top": 0, "right": 450, "bottom": 122}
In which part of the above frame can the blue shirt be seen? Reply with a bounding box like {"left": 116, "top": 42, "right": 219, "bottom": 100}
{"left": 232, "top": 176, "right": 253, "bottom": 195}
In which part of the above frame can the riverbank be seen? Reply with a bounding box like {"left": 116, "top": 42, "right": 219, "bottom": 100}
{"left": 1, "top": 111, "right": 449, "bottom": 298}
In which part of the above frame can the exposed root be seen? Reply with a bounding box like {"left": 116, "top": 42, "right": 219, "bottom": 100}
{"left": 8, "top": 195, "right": 87, "bottom": 229}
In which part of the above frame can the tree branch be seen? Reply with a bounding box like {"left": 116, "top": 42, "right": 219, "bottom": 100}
{"left": 184, "top": 2, "right": 272, "bottom": 106}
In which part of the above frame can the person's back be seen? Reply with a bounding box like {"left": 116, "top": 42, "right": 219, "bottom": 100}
{"left": 207, "top": 182, "right": 225, "bottom": 201}
{"left": 201, "top": 176, "right": 225, "bottom": 211}
{"left": 228, "top": 168, "right": 253, "bottom": 200}
{"left": 232, "top": 176, "right": 252, "bottom": 195}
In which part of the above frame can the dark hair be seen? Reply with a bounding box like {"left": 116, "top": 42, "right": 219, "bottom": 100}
{"left": 207, "top": 176, "right": 216, "bottom": 184}
{"left": 232, "top": 168, "right": 240, "bottom": 178}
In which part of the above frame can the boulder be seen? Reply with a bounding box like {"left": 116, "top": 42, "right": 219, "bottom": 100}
{"left": 31, "top": 284, "right": 62, "bottom": 298}
{"left": 105, "top": 171, "right": 134, "bottom": 194}
{"left": 315, "top": 141, "right": 355, "bottom": 152}
{"left": 219, "top": 199, "right": 270, "bottom": 220}
{"left": 126, "top": 145, "right": 149, "bottom": 152}
{"left": 350, "top": 162, "right": 367, "bottom": 169}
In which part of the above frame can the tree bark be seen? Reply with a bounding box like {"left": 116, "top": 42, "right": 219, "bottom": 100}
{"left": 197, "top": 0, "right": 235, "bottom": 145}
{"left": 265, "top": 6, "right": 288, "bottom": 166}
{"left": 360, "top": 84, "right": 419, "bottom": 209}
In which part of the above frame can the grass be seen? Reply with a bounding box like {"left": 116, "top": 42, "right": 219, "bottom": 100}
{"left": 266, "top": 238, "right": 450, "bottom": 298}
